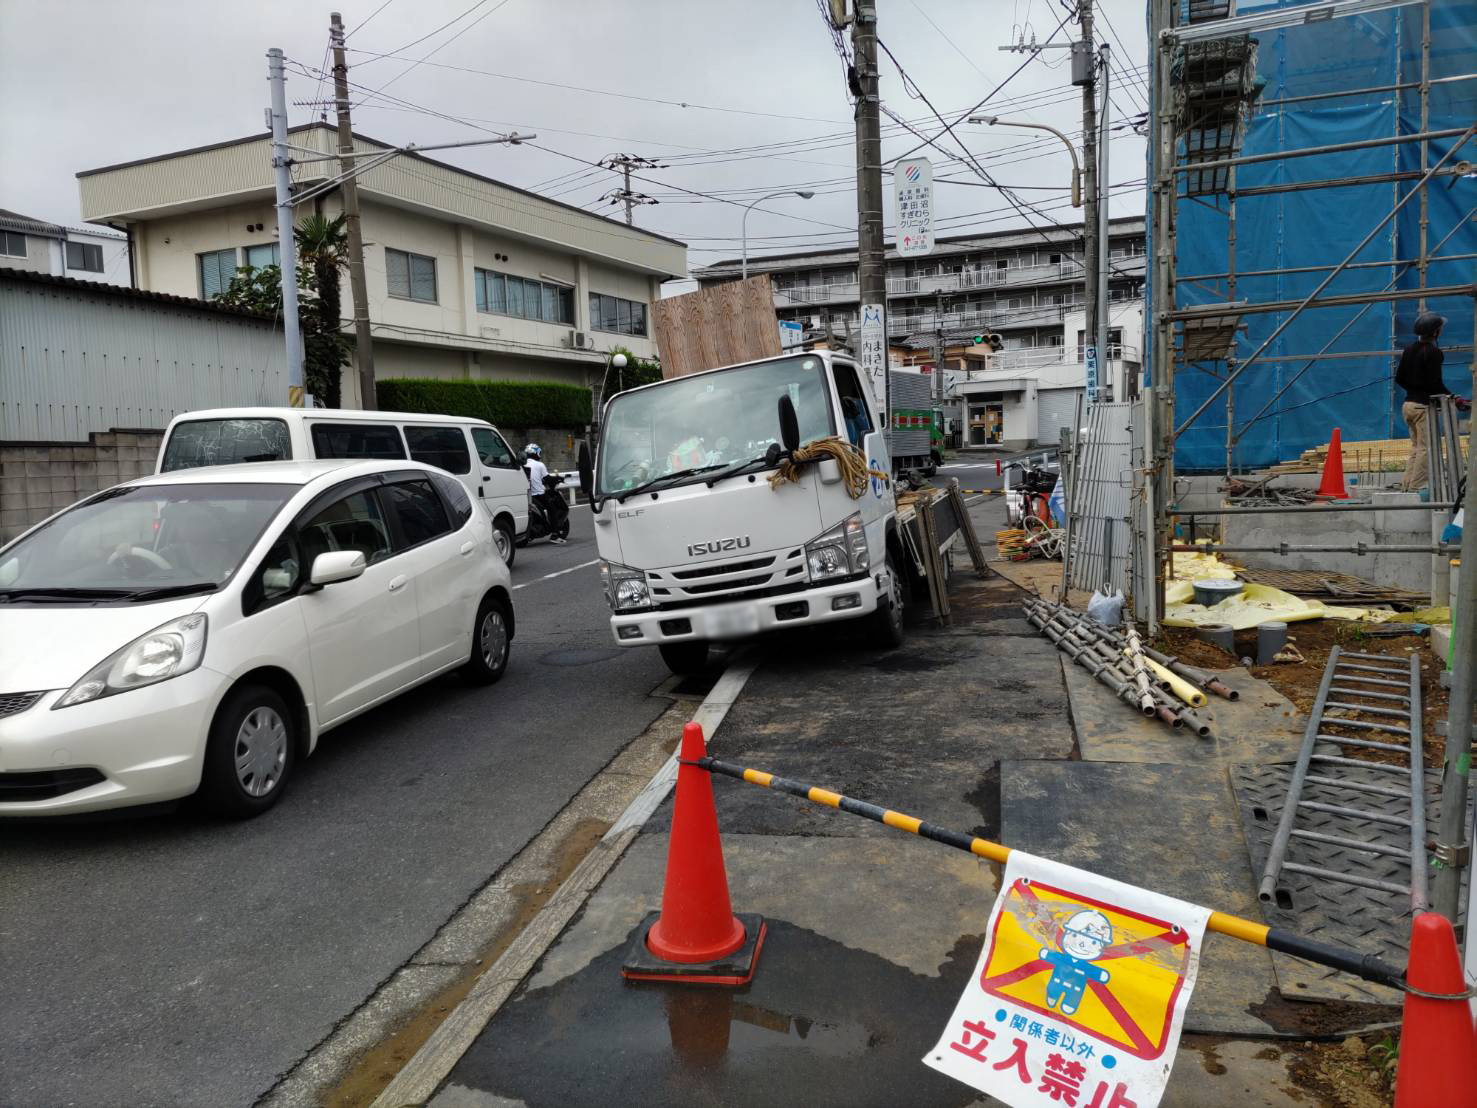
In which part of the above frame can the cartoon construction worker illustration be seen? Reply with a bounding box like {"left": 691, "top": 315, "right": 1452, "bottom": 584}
{"left": 1040, "top": 908, "right": 1112, "bottom": 1015}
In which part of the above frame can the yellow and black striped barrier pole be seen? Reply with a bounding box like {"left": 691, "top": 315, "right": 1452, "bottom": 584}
{"left": 695, "top": 755, "right": 1407, "bottom": 991}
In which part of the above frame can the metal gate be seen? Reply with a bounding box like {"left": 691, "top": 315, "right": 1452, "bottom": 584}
{"left": 1036, "top": 387, "right": 1082, "bottom": 446}
{"left": 1065, "top": 401, "right": 1134, "bottom": 597}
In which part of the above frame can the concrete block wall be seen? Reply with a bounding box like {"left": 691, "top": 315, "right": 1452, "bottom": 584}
{"left": 0, "top": 431, "right": 162, "bottom": 542}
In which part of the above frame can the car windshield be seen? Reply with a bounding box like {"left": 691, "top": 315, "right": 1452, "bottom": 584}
{"left": 161, "top": 418, "right": 291, "bottom": 471}
{"left": 0, "top": 483, "right": 295, "bottom": 597}
{"left": 597, "top": 355, "right": 835, "bottom": 496}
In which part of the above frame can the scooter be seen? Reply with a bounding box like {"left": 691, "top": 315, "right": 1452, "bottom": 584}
{"left": 519, "top": 473, "right": 571, "bottom": 546}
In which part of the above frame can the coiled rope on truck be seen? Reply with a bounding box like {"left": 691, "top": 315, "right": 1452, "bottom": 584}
{"left": 767, "top": 437, "right": 889, "bottom": 500}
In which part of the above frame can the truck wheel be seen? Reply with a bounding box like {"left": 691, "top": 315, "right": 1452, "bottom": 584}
{"left": 659, "top": 640, "right": 710, "bottom": 675}
{"left": 494, "top": 519, "right": 516, "bottom": 567}
{"left": 872, "top": 554, "right": 906, "bottom": 649}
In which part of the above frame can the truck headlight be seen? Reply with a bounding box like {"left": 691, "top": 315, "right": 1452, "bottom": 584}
{"left": 600, "top": 560, "right": 651, "bottom": 611}
{"left": 54, "top": 613, "right": 208, "bottom": 709}
{"left": 805, "top": 513, "right": 868, "bottom": 581}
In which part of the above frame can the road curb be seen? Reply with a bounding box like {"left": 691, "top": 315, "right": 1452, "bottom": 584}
{"left": 370, "top": 657, "right": 758, "bottom": 1108}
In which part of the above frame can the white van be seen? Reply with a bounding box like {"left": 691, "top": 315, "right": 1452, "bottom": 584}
{"left": 156, "top": 408, "right": 530, "bottom": 565}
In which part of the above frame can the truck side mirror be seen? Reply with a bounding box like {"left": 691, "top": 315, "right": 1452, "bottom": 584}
{"left": 778, "top": 393, "right": 800, "bottom": 454}
{"left": 577, "top": 441, "right": 593, "bottom": 499}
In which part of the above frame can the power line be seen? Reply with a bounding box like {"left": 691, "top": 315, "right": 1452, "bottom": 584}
{"left": 353, "top": 0, "right": 518, "bottom": 106}
{"left": 907, "top": 0, "right": 987, "bottom": 77}
{"left": 345, "top": 0, "right": 400, "bottom": 40}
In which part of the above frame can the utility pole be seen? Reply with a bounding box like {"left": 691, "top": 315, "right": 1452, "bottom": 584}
{"left": 1075, "top": 0, "right": 1101, "bottom": 404}
{"left": 330, "top": 12, "right": 377, "bottom": 409}
{"left": 1096, "top": 42, "right": 1112, "bottom": 399}
{"left": 267, "top": 48, "right": 304, "bottom": 405}
{"left": 851, "top": 0, "right": 890, "bottom": 442}
{"left": 599, "top": 154, "right": 662, "bottom": 225}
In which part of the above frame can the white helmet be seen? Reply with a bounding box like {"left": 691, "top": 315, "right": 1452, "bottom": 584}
{"left": 524, "top": 443, "right": 542, "bottom": 459}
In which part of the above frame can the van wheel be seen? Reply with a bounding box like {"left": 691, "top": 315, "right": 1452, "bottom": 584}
{"left": 494, "top": 519, "right": 516, "bottom": 566}
{"left": 872, "top": 554, "right": 906, "bottom": 649}
{"left": 198, "top": 685, "right": 295, "bottom": 819}
{"left": 659, "top": 641, "right": 710, "bottom": 675}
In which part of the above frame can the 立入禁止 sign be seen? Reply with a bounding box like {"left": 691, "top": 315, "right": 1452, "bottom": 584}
{"left": 924, "top": 852, "right": 1211, "bottom": 1108}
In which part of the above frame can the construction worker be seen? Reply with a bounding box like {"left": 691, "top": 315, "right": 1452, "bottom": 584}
{"left": 1397, "top": 312, "right": 1469, "bottom": 492}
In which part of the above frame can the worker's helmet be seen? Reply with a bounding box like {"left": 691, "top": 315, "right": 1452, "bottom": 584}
{"left": 1414, "top": 311, "right": 1446, "bottom": 339}
{"left": 524, "top": 443, "right": 542, "bottom": 459}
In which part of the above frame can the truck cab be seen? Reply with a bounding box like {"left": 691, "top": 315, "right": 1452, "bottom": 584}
{"left": 591, "top": 350, "right": 905, "bottom": 673}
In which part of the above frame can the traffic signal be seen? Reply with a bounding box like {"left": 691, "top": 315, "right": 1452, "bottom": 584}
{"left": 970, "top": 333, "right": 1004, "bottom": 351}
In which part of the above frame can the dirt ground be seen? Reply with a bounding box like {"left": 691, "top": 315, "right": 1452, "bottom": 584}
{"left": 1158, "top": 622, "right": 1448, "bottom": 769}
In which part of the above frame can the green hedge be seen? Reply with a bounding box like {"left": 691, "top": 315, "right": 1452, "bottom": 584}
{"left": 376, "top": 378, "right": 592, "bottom": 429}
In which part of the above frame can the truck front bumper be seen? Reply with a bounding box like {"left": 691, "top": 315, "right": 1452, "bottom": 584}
{"left": 607, "top": 573, "right": 886, "bottom": 646}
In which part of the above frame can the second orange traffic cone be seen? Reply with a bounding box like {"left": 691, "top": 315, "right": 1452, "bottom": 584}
{"left": 1316, "top": 427, "right": 1349, "bottom": 499}
{"left": 1394, "top": 912, "right": 1477, "bottom": 1108}
{"left": 622, "top": 722, "right": 766, "bottom": 986}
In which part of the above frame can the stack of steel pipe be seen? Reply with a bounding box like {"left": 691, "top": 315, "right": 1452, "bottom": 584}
{"left": 1022, "top": 599, "right": 1215, "bottom": 737}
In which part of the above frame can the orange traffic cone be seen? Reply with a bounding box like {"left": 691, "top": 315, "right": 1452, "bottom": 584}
{"left": 622, "top": 722, "right": 766, "bottom": 986}
{"left": 1394, "top": 912, "right": 1477, "bottom": 1108}
{"left": 1316, "top": 427, "right": 1350, "bottom": 499}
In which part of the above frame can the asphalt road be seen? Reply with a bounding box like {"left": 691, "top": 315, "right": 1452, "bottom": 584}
{"left": 0, "top": 507, "right": 670, "bottom": 1108}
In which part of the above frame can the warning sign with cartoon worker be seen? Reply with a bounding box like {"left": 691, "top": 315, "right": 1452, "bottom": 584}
{"left": 924, "top": 852, "right": 1212, "bottom": 1108}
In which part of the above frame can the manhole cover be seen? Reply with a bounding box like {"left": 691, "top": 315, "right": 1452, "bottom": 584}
{"left": 539, "top": 648, "right": 623, "bottom": 667}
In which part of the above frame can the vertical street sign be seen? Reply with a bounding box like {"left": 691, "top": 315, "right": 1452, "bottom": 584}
{"left": 894, "top": 157, "right": 935, "bottom": 257}
{"left": 859, "top": 302, "right": 887, "bottom": 394}
{"left": 1085, "top": 344, "right": 1099, "bottom": 408}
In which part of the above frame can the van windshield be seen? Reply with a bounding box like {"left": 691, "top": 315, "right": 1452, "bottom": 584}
{"left": 161, "top": 419, "right": 291, "bottom": 471}
{"left": 597, "top": 355, "right": 834, "bottom": 496}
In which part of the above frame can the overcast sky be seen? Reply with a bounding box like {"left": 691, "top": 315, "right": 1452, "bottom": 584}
{"left": 0, "top": 0, "right": 1151, "bottom": 276}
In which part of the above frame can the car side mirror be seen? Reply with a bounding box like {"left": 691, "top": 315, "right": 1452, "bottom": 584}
{"left": 778, "top": 393, "right": 800, "bottom": 454}
{"left": 309, "top": 550, "right": 366, "bottom": 587}
{"left": 577, "top": 441, "right": 593, "bottom": 499}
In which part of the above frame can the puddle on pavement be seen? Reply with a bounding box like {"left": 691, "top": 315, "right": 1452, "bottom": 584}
{"left": 444, "top": 919, "right": 984, "bottom": 1108}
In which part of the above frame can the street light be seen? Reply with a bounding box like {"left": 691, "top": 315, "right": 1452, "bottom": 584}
{"left": 968, "top": 116, "right": 1080, "bottom": 207}
{"left": 741, "top": 190, "right": 816, "bottom": 278}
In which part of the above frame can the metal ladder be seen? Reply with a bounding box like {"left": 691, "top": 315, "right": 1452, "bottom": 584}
{"left": 1259, "top": 645, "right": 1427, "bottom": 911}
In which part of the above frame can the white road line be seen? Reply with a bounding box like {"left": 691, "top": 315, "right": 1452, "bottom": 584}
{"left": 512, "top": 558, "right": 599, "bottom": 589}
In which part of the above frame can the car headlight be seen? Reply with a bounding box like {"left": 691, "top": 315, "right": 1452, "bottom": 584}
{"left": 805, "top": 513, "right": 869, "bottom": 581}
{"left": 600, "top": 561, "right": 651, "bottom": 612}
{"left": 53, "top": 613, "right": 208, "bottom": 709}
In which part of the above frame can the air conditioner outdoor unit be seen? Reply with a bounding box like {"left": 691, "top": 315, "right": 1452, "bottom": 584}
{"left": 568, "top": 330, "right": 596, "bottom": 351}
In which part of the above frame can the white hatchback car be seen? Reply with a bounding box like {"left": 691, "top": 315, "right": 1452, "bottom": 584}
{"left": 0, "top": 460, "right": 514, "bottom": 818}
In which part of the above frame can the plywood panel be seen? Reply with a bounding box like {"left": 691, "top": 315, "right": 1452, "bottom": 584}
{"left": 652, "top": 276, "right": 783, "bottom": 377}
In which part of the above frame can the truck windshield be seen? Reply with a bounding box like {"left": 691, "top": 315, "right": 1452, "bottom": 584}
{"left": 598, "top": 355, "right": 834, "bottom": 496}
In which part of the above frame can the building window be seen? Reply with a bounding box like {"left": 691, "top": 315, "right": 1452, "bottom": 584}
{"left": 386, "top": 247, "right": 437, "bottom": 303}
{"left": 244, "top": 242, "right": 280, "bottom": 270}
{"left": 589, "top": 292, "right": 647, "bottom": 336}
{"left": 475, "top": 269, "right": 573, "bottom": 324}
{"left": 198, "top": 248, "right": 239, "bottom": 299}
{"left": 0, "top": 231, "right": 24, "bottom": 257}
{"left": 65, "top": 241, "right": 104, "bottom": 272}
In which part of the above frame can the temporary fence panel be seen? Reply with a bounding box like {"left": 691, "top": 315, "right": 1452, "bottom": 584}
{"left": 1150, "top": 0, "right": 1477, "bottom": 472}
{"left": 1067, "top": 401, "right": 1135, "bottom": 597}
{"left": 1036, "top": 387, "right": 1082, "bottom": 447}
{"left": 1130, "top": 393, "right": 1156, "bottom": 624}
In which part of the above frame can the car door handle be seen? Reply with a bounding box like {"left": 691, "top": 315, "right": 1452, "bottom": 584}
{"left": 388, "top": 575, "right": 408, "bottom": 592}
{"left": 460, "top": 541, "right": 475, "bottom": 555}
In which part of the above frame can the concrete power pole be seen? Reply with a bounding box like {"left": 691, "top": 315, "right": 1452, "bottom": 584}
{"left": 1096, "top": 43, "right": 1112, "bottom": 398}
{"left": 330, "top": 12, "right": 377, "bottom": 409}
{"left": 851, "top": 0, "right": 890, "bottom": 438}
{"left": 1076, "top": 0, "right": 1100, "bottom": 401}
{"left": 267, "top": 48, "right": 304, "bottom": 405}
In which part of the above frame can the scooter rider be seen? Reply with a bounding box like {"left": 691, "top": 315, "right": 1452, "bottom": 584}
{"left": 523, "top": 444, "right": 568, "bottom": 544}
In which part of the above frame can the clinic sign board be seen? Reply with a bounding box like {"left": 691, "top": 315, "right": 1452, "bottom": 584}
{"left": 894, "top": 157, "right": 935, "bottom": 257}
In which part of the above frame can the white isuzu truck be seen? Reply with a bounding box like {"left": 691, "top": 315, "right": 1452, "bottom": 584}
{"left": 585, "top": 350, "right": 908, "bottom": 674}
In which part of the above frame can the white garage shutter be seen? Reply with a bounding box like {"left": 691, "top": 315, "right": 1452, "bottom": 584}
{"left": 1036, "top": 388, "right": 1082, "bottom": 446}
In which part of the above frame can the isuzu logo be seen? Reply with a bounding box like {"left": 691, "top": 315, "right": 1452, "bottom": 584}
{"left": 687, "top": 536, "right": 752, "bottom": 557}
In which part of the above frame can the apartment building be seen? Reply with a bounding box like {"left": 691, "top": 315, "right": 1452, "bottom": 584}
{"left": 695, "top": 216, "right": 1146, "bottom": 447}
{"left": 0, "top": 208, "right": 131, "bottom": 286}
{"left": 76, "top": 124, "right": 687, "bottom": 406}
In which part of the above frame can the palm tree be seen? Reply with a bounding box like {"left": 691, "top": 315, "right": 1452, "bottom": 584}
{"left": 296, "top": 215, "right": 349, "bottom": 408}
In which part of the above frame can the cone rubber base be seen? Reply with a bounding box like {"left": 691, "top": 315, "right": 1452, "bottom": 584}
{"left": 621, "top": 912, "right": 767, "bottom": 986}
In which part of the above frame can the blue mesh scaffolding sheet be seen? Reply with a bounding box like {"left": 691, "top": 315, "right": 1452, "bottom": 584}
{"left": 1151, "top": 0, "right": 1477, "bottom": 473}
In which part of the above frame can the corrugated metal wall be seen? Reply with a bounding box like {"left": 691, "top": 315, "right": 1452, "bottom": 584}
{"left": 0, "top": 278, "right": 286, "bottom": 441}
{"left": 1036, "top": 387, "right": 1082, "bottom": 445}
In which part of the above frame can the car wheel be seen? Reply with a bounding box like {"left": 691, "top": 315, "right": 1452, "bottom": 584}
{"left": 199, "top": 684, "right": 295, "bottom": 818}
{"left": 659, "top": 640, "right": 710, "bottom": 675}
{"left": 872, "top": 553, "right": 906, "bottom": 649}
{"left": 494, "top": 519, "right": 516, "bottom": 567}
{"left": 464, "top": 594, "right": 512, "bottom": 684}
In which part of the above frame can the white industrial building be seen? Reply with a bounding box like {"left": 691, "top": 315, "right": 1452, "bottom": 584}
{"left": 0, "top": 208, "right": 131, "bottom": 286}
{"left": 75, "top": 124, "right": 687, "bottom": 406}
